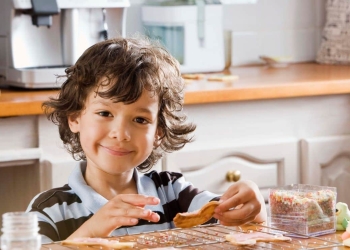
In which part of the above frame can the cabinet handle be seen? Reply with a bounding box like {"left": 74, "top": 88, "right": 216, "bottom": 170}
{"left": 226, "top": 170, "right": 241, "bottom": 182}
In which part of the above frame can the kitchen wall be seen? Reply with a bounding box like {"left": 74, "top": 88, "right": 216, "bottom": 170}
{"left": 125, "top": 0, "right": 327, "bottom": 66}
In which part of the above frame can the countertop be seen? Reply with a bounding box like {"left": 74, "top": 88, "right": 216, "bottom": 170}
{"left": 39, "top": 224, "right": 347, "bottom": 249}
{"left": 1, "top": 63, "right": 350, "bottom": 117}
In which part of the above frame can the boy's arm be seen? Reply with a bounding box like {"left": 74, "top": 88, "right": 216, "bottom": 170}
{"left": 26, "top": 196, "right": 60, "bottom": 243}
{"left": 66, "top": 194, "right": 160, "bottom": 240}
{"left": 24, "top": 210, "right": 60, "bottom": 243}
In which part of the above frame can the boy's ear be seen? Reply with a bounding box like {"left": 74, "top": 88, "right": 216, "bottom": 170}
{"left": 154, "top": 128, "right": 163, "bottom": 148}
{"left": 68, "top": 114, "right": 80, "bottom": 133}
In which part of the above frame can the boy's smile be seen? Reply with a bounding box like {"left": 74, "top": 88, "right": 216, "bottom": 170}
{"left": 100, "top": 145, "right": 133, "bottom": 156}
{"left": 68, "top": 85, "right": 161, "bottom": 187}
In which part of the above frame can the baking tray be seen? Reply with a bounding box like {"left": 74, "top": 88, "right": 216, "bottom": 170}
{"left": 40, "top": 223, "right": 343, "bottom": 249}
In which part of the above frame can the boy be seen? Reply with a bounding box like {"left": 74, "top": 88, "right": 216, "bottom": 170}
{"left": 26, "top": 37, "right": 267, "bottom": 243}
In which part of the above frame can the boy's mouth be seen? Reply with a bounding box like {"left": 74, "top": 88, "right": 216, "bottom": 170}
{"left": 100, "top": 145, "right": 132, "bottom": 156}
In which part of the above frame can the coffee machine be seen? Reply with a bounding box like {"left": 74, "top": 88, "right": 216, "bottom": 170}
{"left": 142, "top": 0, "right": 225, "bottom": 73}
{"left": 0, "top": 0, "right": 130, "bottom": 88}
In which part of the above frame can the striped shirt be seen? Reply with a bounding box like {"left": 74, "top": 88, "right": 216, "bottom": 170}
{"left": 26, "top": 162, "right": 219, "bottom": 243}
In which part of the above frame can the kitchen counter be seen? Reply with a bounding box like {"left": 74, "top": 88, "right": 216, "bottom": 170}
{"left": 1, "top": 63, "right": 350, "bottom": 117}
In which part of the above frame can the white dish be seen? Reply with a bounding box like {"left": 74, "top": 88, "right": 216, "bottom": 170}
{"left": 260, "top": 56, "right": 292, "bottom": 68}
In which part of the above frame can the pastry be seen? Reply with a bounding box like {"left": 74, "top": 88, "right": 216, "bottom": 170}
{"left": 182, "top": 73, "right": 205, "bottom": 80}
{"left": 61, "top": 237, "right": 135, "bottom": 249}
{"left": 173, "top": 201, "right": 219, "bottom": 228}
{"left": 225, "top": 232, "right": 291, "bottom": 246}
{"left": 207, "top": 74, "right": 239, "bottom": 82}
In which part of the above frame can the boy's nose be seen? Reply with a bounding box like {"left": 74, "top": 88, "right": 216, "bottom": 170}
{"left": 109, "top": 122, "right": 131, "bottom": 141}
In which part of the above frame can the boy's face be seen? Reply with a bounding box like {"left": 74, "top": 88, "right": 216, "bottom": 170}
{"left": 68, "top": 85, "right": 161, "bottom": 175}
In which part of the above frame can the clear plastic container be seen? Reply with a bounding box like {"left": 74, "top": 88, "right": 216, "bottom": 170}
{"left": 1, "top": 212, "right": 41, "bottom": 250}
{"left": 268, "top": 184, "right": 337, "bottom": 236}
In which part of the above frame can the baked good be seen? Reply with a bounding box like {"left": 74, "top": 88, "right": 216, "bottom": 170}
{"left": 173, "top": 201, "right": 219, "bottom": 228}
{"left": 207, "top": 74, "right": 239, "bottom": 82}
{"left": 225, "top": 232, "right": 291, "bottom": 246}
{"left": 61, "top": 237, "right": 136, "bottom": 249}
{"left": 182, "top": 73, "right": 205, "bottom": 80}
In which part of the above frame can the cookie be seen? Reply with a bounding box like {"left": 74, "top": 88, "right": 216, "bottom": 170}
{"left": 61, "top": 237, "right": 136, "bottom": 249}
{"left": 173, "top": 201, "right": 220, "bottom": 228}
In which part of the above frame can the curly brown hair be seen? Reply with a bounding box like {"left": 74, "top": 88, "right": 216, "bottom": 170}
{"left": 43, "top": 36, "right": 196, "bottom": 172}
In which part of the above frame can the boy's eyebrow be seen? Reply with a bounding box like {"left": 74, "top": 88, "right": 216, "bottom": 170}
{"left": 92, "top": 99, "right": 156, "bottom": 114}
{"left": 135, "top": 107, "right": 155, "bottom": 115}
{"left": 91, "top": 99, "right": 112, "bottom": 107}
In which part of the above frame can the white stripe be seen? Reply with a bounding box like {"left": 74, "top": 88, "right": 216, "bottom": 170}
{"left": 25, "top": 192, "right": 43, "bottom": 212}
{"left": 162, "top": 184, "right": 176, "bottom": 204}
{"left": 188, "top": 190, "right": 218, "bottom": 212}
{"left": 111, "top": 222, "right": 173, "bottom": 236}
{"left": 28, "top": 211, "right": 59, "bottom": 242}
{"left": 171, "top": 176, "right": 192, "bottom": 199}
{"left": 40, "top": 234, "right": 54, "bottom": 244}
{"left": 43, "top": 201, "right": 91, "bottom": 223}
{"left": 138, "top": 173, "right": 165, "bottom": 213}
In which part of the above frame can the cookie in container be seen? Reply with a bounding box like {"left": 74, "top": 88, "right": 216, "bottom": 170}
{"left": 268, "top": 184, "right": 336, "bottom": 236}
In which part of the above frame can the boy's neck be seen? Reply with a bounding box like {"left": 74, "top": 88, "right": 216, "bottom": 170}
{"left": 84, "top": 166, "right": 138, "bottom": 200}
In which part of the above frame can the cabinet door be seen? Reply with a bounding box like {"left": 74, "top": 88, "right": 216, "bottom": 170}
{"left": 163, "top": 138, "right": 298, "bottom": 201}
{"left": 301, "top": 135, "right": 350, "bottom": 205}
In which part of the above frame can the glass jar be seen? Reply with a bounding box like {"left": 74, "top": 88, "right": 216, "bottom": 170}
{"left": 1, "top": 212, "right": 41, "bottom": 250}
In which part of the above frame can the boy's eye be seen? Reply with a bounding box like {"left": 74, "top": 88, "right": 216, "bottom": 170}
{"left": 134, "top": 117, "right": 148, "bottom": 124}
{"left": 98, "top": 111, "right": 112, "bottom": 117}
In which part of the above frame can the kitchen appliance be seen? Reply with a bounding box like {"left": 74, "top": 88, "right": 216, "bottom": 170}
{"left": 142, "top": 0, "right": 225, "bottom": 74}
{"left": 0, "top": 0, "right": 130, "bottom": 89}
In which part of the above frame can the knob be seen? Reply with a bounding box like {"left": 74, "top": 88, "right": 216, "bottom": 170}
{"left": 226, "top": 170, "right": 241, "bottom": 182}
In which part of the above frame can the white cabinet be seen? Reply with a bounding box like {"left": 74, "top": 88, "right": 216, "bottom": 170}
{"left": 301, "top": 135, "right": 350, "bottom": 205}
{"left": 163, "top": 138, "right": 299, "bottom": 201}
{"left": 160, "top": 94, "right": 350, "bottom": 205}
{"left": 0, "top": 116, "right": 41, "bottom": 225}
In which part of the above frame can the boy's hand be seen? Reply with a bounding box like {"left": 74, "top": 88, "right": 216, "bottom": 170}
{"left": 68, "top": 194, "right": 160, "bottom": 239}
{"left": 213, "top": 180, "right": 267, "bottom": 226}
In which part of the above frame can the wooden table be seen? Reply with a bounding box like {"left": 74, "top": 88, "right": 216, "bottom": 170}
{"left": 1, "top": 63, "right": 350, "bottom": 117}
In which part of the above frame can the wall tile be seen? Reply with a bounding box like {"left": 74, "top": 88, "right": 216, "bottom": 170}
{"left": 223, "top": 4, "right": 259, "bottom": 32}
{"left": 231, "top": 32, "right": 261, "bottom": 66}
{"left": 284, "top": 29, "right": 317, "bottom": 62}
{"left": 257, "top": 0, "right": 316, "bottom": 31}
{"left": 315, "top": 28, "right": 324, "bottom": 54}
{"left": 257, "top": 0, "right": 289, "bottom": 31}
{"left": 315, "top": 0, "right": 327, "bottom": 28}
{"left": 260, "top": 31, "right": 287, "bottom": 58}
{"left": 284, "top": 0, "right": 316, "bottom": 29}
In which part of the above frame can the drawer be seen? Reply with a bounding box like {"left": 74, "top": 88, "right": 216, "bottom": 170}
{"left": 180, "top": 156, "right": 277, "bottom": 201}
{"left": 0, "top": 116, "right": 37, "bottom": 149}
{"left": 163, "top": 139, "right": 299, "bottom": 202}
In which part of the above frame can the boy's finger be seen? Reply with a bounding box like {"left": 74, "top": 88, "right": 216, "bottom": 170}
{"left": 112, "top": 208, "right": 160, "bottom": 222}
{"left": 144, "top": 212, "right": 160, "bottom": 222}
{"left": 215, "top": 196, "right": 242, "bottom": 214}
{"left": 118, "top": 194, "right": 160, "bottom": 206}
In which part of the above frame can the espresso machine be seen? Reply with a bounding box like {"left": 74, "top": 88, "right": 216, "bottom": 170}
{"left": 0, "top": 0, "right": 130, "bottom": 88}
{"left": 142, "top": 0, "right": 225, "bottom": 73}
